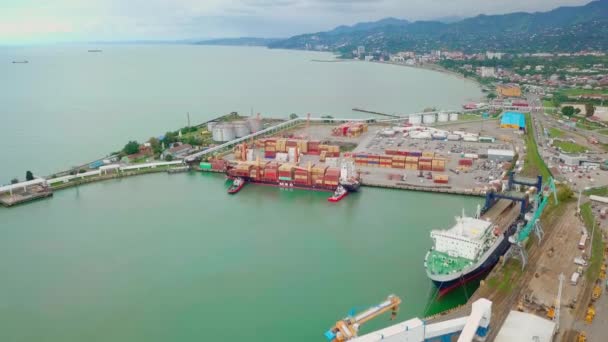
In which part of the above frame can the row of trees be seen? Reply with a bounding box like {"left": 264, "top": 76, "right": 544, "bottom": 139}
{"left": 561, "top": 103, "right": 596, "bottom": 117}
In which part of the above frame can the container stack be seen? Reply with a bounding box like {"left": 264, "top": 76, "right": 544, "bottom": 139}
{"left": 422, "top": 151, "right": 435, "bottom": 159}
{"left": 379, "top": 155, "right": 393, "bottom": 168}
{"left": 324, "top": 167, "right": 340, "bottom": 188}
{"left": 265, "top": 139, "right": 276, "bottom": 159}
{"left": 432, "top": 158, "right": 446, "bottom": 171}
{"left": 294, "top": 166, "right": 311, "bottom": 186}
{"left": 308, "top": 141, "right": 320, "bottom": 155}
{"left": 385, "top": 149, "right": 410, "bottom": 156}
{"left": 278, "top": 164, "right": 295, "bottom": 181}
{"left": 419, "top": 157, "right": 433, "bottom": 171}
{"left": 392, "top": 155, "right": 406, "bottom": 168}
{"left": 458, "top": 159, "right": 473, "bottom": 170}
{"left": 275, "top": 139, "right": 287, "bottom": 153}
{"left": 332, "top": 122, "right": 368, "bottom": 137}
{"left": 287, "top": 147, "right": 299, "bottom": 164}
{"left": 312, "top": 166, "right": 328, "bottom": 187}
{"left": 405, "top": 156, "right": 419, "bottom": 170}
{"left": 433, "top": 174, "right": 449, "bottom": 184}
{"left": 319, "top": 145, "right": 340, "bottom": 157}
{"left": 297, "top": 140, "right": 308, "bottom": 154}
{"left": 263, "top": 163, "right": 279, "bottom": 182}
{"left": 232, "top": 163, "right": 253, "bottom": 177}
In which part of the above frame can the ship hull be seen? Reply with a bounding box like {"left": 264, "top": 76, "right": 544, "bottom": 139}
{"left": 228, "top": 176, "right": 336, "bottom": 192}
{"left": 429, "top": 224, "right": 517, "bottom": 296}
{"left": 341, "top": 181, "right": 361, "bottom": 192}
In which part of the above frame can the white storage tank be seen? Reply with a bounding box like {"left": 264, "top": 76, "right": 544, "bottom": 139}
{"left": 233, "top": 121, "right": 251, "bottom": 138}
{"left": 449, "top": 113, "right": 459, "bottom": 121}
{"left": 212, "top": 124, "right": 236, "bottom": 142}
{"left": 423, "top": 113, "right": 436, "bottom": 124}
{"left": 438, "top": 112, "right": 449, "bottom": 122}
{"left": 409, "top": 114, "right": 422, "bottom": 125}
{"left": 247, "top": 116, "right": 263, "bottom": 133}
{"left": 207, "top": 121, "right": 217, "bottom": 132}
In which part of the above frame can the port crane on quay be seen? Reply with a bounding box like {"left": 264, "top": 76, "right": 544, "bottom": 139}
{"left": 503, "top": 176, "right": 557, "bottom": 269}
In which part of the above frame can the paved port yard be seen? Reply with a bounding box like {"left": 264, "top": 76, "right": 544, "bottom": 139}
{"left": 236, "top": 119, "right": 528, "bottom": 195}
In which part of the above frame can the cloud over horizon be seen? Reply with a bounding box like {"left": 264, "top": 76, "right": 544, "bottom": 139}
{"left": 0, "top": 0, "right": 593, "bottom": 44}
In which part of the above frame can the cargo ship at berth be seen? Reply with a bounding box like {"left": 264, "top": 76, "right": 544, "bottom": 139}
{"left": 227, "top": 160, "right": 359, "bottom": 192}
{"left": 424, "top": 206, "right": 517, "bottom": 296}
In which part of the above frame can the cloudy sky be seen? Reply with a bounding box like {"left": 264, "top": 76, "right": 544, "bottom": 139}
{"left": 0, "top": 0, "right": 593, "bottom": 44}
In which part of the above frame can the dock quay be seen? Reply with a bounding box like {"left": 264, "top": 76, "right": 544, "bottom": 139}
{"left": 0, "top": 188, "right": 53, "bottom": 207}
{"left": 360, "top": 179, "right": 486, "bottom": 197}
{"left": 167, "top": 166, "right": 190, "bottom": 174}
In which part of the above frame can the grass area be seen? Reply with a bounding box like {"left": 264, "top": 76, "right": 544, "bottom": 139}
{"left": 460, "top": 113, "right": 481, "bottom": 121}
{"left": 552, "top": 140, "right": 587, "bottom": 153}
{"left": 584, "top": 186, "right": 608, "bottom": 197}
{"left": 596, "top": 129, "right": 608, "bottom": 135}
{"left": 522, "top": 113, "right": 552, "bottom": 180}
{"left": 486, "top": 259, "right": 522, "bottom": 294}
{"left": 548, "top": 127, "right": 564, "bottom": 138}
{"left": 576, "top": 119, "right": 605, "bottom": 131}
{"left": 560, "top": 88, "right": 608, "bottom": 96}
{"left": 580, "top": 202, "right": 605, "bottom": 282}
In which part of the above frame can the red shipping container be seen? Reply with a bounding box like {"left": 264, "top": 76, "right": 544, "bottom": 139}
{"left": 459, "top": 159, "right": 473, "bottom": 166}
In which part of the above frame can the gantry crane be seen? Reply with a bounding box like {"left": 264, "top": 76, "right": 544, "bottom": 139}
{"left": 504, "top": 176, "right": 557, "bottom": 269}
{"left": 324, "top": 295, "right": 401, "bottom": 342}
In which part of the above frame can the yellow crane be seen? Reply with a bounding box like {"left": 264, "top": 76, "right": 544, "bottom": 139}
{"left": 325, "top": 295, "right": 401, "bottom": 342}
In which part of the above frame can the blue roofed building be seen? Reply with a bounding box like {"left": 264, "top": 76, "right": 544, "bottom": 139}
{"left": 500, "top": 111, "right": 526, "bottom": 130}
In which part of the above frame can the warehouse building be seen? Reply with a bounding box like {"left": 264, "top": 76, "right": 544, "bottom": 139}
{"left": 497, "top": 84, "right": 522, "bottom": 97}
{"left": 500, "top": 111, "right": 526, "bottom": 130}
{"left": 488, "top": 149, "right": 515, "bottom": 162}
{"left": 495, "top": 311, "right": 555, "bottom": 342}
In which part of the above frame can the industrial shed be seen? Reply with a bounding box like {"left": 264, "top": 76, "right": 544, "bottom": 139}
{"left": 500, "top": 111, "right": 526, "bottom": 130}
{"left": 487, "top": 149, "right": 515, "bottom": 162}
{"left": 494, "top": 311, "right": 555, "bottom": 342}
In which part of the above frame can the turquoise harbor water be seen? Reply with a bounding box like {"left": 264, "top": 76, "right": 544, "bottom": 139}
{"left": 0, "top": 45, "right": 483, "bottom": 341}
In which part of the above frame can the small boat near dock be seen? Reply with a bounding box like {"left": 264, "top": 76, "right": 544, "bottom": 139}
{"left": 228, "top": 177, "right": 245, "bottom": 194}
{"left": 328, "top": 185, "right": 348, "bottom": 202}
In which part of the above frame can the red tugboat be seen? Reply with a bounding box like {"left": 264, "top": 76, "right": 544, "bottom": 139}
{"left": 227, "top": 177, "right": 245, "bottom": 194}
{"left": 327, "top": 185, "right": 348, "bottom": 202}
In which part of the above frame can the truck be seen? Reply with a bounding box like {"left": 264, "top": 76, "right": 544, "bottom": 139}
{"left": 571, "top": 272, "right": 580, "bottom": 285}
{"left": 574, "top": 257, "right": 588, "bottom": 266}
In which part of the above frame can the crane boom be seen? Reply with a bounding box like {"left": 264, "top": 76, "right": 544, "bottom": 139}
{"left": 325, "top": 295, "right": 402, "bottom": 342}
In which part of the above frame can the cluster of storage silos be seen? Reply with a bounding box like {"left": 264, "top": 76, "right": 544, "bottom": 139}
{"left": 437, "top": 112, "right": 449, "bottom": 122}
{"left": 408, "top": 114, "right": 422, "bottom": 125}
{"left": 210, "top": 116, "right": 264, "bottom": 142}
{"left": 423, "top": 113, "right": 436, "bottom": 124}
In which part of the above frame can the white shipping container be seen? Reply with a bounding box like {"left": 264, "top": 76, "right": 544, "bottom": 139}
{"left": 447, "top": 134, "right": 461, "bottom": 141}
{"left": 463, "top": 136, "right": 478, "bottom": 142}
{"left": 276, "top": 153, "right": 288, "bottom": 162}
{"left": 579, "top": 233, "right": 588, "bottom": 249}
{"left": 464, "top": 153, "right": 479, "bottom": 159}
{"left": 325, "top": 157, "right": 339, "bottom": 167}
{"left": 411, "top": 131, "right": 432, "bottom": 139}
{"left": 590, "top": 195, "right": 608, "bottom": 204}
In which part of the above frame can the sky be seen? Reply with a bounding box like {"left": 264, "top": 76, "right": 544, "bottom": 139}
{"left": 0, "top": 0, "right": 594, "bottom": 44}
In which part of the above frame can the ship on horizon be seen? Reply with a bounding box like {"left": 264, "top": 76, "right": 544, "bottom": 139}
{"left": 424, "top": 206, "right": 517, "bottom": 296}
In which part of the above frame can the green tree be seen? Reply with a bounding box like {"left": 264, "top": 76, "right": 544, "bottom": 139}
{"left": 585, "top": 103, "right": 596, "bottom": 117}
{"left": 289, "top": 113, "right": 298, "bottom": 120}
{"left": 164, "top": 154, "right": 174, "bottom": 162}
{"left": 561, "top": 106, "right": 575, "bottom": 117}
{"left": 25, "top": 170, "right": 34, "bottom": 181}
{"left": 123, "top": 141, "right": 140, "bottom": 155}
{"left": 487, "top": 93, "right": 497, "bottom": 100}
{"left": 163, "top": 132, "right": 178, "bottom": 145}
{"left": 10, "top": 178, "right": 19, "bottom": 184}
{"left": 575, "top": 108, "right": 581, "bottom": 115}
{"left": 148, "top": 137, "right": 163, "bottom": 155}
